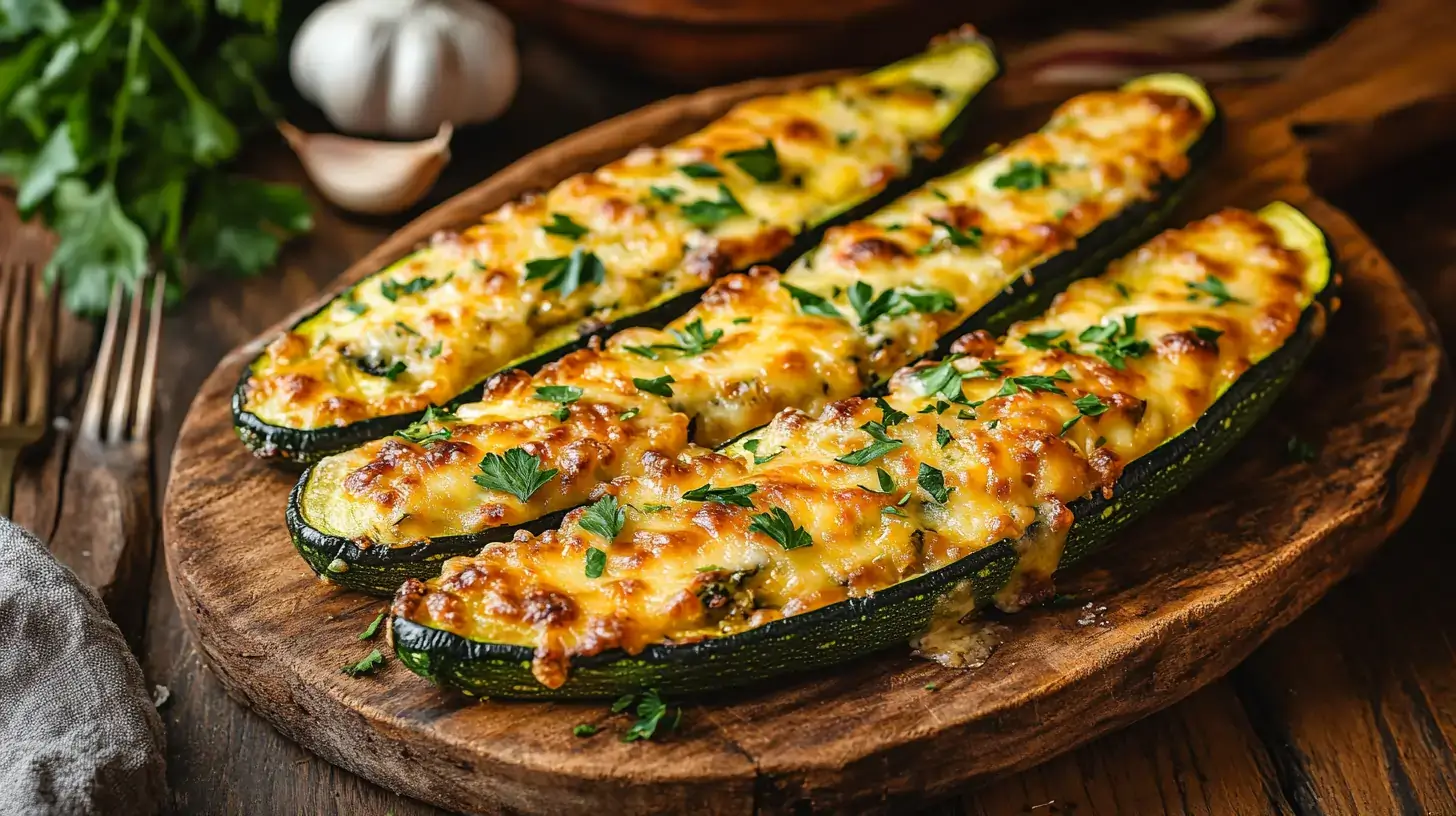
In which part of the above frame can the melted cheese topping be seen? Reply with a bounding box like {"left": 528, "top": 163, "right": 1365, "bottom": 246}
{"left": 305, "top": 81, "right": 1211, "bottom": 551}
{"left": 394, "top": 206, "right": 1325, "bottom": 688}
{"left": 243, "top": 37, "right": 998, "bottom": 430}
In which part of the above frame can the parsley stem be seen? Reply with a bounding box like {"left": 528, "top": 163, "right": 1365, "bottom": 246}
{"left": 106, "top": 6, "right": 149, "bottom": 187}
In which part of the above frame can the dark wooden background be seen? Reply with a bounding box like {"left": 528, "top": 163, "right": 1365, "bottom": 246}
{"left": 9, "top": 21, "right": 1456, "bottom": 816}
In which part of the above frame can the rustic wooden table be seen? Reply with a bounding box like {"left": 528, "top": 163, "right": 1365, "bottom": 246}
{"left": 8, "top": 28, "right": 1456, "bottom": 816}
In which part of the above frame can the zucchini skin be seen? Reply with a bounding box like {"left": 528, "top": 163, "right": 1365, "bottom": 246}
{"left": 391, "top": 206, "right": 1337, "bottom": 699}
{"left": 234, "top": 36, "right": 1003, "bottom": 467}
{"left": 285, "top": 99, "right": 1222, "bottom": 597}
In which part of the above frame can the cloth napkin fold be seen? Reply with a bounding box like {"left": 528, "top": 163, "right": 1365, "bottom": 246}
{"left": 0, "top": 517, "right": 166, "bottom": 815}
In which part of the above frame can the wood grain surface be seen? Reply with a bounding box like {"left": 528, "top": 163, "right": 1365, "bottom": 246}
{"left": 156, "top": 1, "right": 1456, "bottom": 813}
{"left": 9, "top": 0, "right": 1456, "bottom": 813}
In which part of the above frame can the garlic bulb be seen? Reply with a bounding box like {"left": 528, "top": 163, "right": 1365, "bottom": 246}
{"left": 290, "top": 0, "right": 519, "bottom": 139}
{"left": 279, "top": 121, "right": 453, "bottom": 215}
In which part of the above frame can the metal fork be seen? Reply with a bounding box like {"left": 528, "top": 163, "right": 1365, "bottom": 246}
{"left": 0, "top": 223, "right": 56, "bottom": 517}
{"left": 47, "top": 274, "right": 165, "bottom": 644}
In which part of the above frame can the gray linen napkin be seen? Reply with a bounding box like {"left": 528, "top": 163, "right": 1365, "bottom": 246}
{"left": 0, "top": 518, "right": 167, "bottom": 815}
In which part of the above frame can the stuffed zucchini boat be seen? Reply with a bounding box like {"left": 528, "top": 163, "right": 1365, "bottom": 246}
{"left": 234, "top": 31, "right": 1002, "bottom": 464}
{"left": 290, "top": 74, "right": 1221, "bottom": 595}
{"left": 390, "top": 203, "right": 1336, "bottom": 697}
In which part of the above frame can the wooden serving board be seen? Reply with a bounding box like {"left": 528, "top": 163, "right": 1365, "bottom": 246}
{"left": 164, "top": 3, "right": 1456, "bottom": 813}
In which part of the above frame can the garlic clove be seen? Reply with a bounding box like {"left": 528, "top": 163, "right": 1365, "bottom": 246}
{"left": 279, "top": 120, "right": 453, "bottom": 215}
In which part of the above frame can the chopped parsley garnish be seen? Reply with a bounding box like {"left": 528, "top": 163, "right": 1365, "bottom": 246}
{"left": 985, "top": 419, "right": 1000, "bottom": 429}
{"left": 748, "top": 506, "right": 813, "bottom": 550}
{"left": 849, "top": 281, "right": 897, "bottom": 327}
{"left": 1115, "top": 282, "right": 1131, "bottom": 300}
{"left": 1061, "top": 394, "right": 1108, "bottom": 435}
{"left": 619, "top": 689, "right": 681, "bottom": 742}
{"left": 920, "top": 216, "right": 982, "bottom": 253}
{"left": 473, "top": 448, "right": 559, "bottom": 502}
{"left": 917, "top": 463, "right": 952, "bottom": 503}
{"left": 836, "top": 130, "right": 856, "bottom": 146}
{"left": 619, "top": 407, "right": 640, "bottom": 421}
{"left": 732, "top": 316, "right": 753, "bottom": 324}
{"left": 584, "top": 546, "right": 607, "bottom": 579}
{"left": 342, "top": 295, "right": 369, "bottom": 316}
{"left": 912, "top": 354, "right": 966, "bottom": 400}
{"left": 680, "top": 183, "right": 747, "bottom": 227}
{"left": 633, "top": 374, "right": 675, "bottom": 397}
{"left": 542, "top": 212, "right": 589, "bottom": 239}
{"left": 1079, "top": 315, "right": 1149, "bottom": 370}
{"left": 580, "top": 495, "right": 625, "bottom": 542}
{"left": 724, "top": 141, "right": 781, "bottom": 182}
{"left": 357, "top": 610, "right": 386, "bottom": 640}
{"left": 876, "top": 397, "right": 908, "bottom": 427}
{"left": 682, "top": 483, "right": 757, "bottom": 507}
{"left": 936, "top": 425, "right": 953, "bottom": 447}
{"left": 394, "top": 421, "right": 450, "bottom": 446}
{"left": 423, "top": 404, "right": 459, "bottom": 423}
{"left": 1020, "top": 329, "right": 1066, "bottom": 351}
{"left": 742, "top": 438, "right": 780, "bottom": 465}
{"left": 659, "top": 319, "right": 723, "bottom": 356}
{"left": 425, "top": 341, "right": 443, "bottom": 358}
{"left": 860, "top": 467, "right": 896, "bottom": 494}
{"left": 782, "top": 283, "right": 843, "bottom": 319}
{"left": 924, "top": 682, "right": 939, "bottom": 692}
{"left": 623, "top": 344, "right": 661, "bottom": 360}
{"left": 1186, "top": 274, "right": 1243, "bottom": 306}
{"left": 994, "top": 370, "right": 1072, "bottom": 398}
{"left": 1193, "top": 325, "right": 1225, "bottom": 347}
{"left": 524, "top": 247, "right": 607, "bottom": 297}
{"left": 379, "top": 275, "right": 436, "bottom": 302}
{"left": 895, "top": 289, "right": 957, "bottom": 315}
{"left": 836, "top": 421, "right": 903, "bottom": 467}
{"left": 678, "top": 161, "right": 723, "bottom": 179}
{"left": 649, "top": 185, "right": 682, "bottom": 203}
{"left": 993, "top": 159, "right": 1051, "bottom": 191}
{"left": 379, "top": 360, "right": 408, "bottom": 380}
{"left": 393, "top": 320, "right": 418, "bottom": 336}
{"left": 641, "top": 504, "right": 670, "bottom": 513}
{"left": 930, "top": 188, "right": 950, "bottom": 201}
{"left": 341, "top": 649, "right": 384, "bottom": 677}
{"left": 536, "top": 384, "right": 583, "bottom": 421}
{"left": 1287, "top": 435, "right": 1317, "bottom": 463}
{"left": 573, "top": 724, "right": 599, "bottom": 738}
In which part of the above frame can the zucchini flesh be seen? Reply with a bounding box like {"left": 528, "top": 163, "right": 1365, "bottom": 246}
{"left": 290, "top": 75, "right": 1220, "bottom": 595}
{"left": 234, "top": 32, "right": 1002, "bottom": 465}
{"left": 391, "top": 202, "right": 1336, "bottom": 698}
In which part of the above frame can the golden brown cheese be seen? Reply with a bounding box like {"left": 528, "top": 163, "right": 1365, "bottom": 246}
{"left": 393, "top": 207, "right": 1321, "bottom": 688}
{"left": 242, "top": 38, "right": 999, "bottom": 431}
{"left": 308, "top": 82, "right": 1211, "bottom": 553}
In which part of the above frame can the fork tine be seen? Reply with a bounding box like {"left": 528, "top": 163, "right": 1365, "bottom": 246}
{"left": 132, "top": 274, "right": 164, "bottom": 441}
{"left": 0, "top": 260, "right": 18, "bottom": 426}
{"left": 81, "top": 281, "right": 124, "bottom": 441}
{"left": 25, "top": 248, "right": 55, "bottom": 426}
{"left": 107, "top": 278, "right": 145, "bottom": 443}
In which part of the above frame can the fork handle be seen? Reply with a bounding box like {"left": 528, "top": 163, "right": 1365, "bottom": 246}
{"left": 0, "top": 447, "right": 15, "bottom": 518}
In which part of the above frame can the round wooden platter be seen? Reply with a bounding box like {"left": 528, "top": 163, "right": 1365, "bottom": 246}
{"left": 164, "top": 17, "right": 1456, "bottom": 816}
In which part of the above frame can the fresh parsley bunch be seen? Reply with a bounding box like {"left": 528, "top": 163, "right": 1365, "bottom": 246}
{"left": 0, "top": 0, "right": 312, "bottom": 313}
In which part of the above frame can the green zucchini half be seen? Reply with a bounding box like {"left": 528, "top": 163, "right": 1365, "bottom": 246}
{"left": 390, "top": 202, "right": 1337, "bottom": 698}
{"left": 234, "top": 33, "right": 1002, "bottom": 466}
{"left": 288, "top": 74, "right": 1223, "bottom": 596}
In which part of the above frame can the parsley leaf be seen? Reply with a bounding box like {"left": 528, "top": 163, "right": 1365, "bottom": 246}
{"left": 542, "top": 212, "right": 589, "bottom": 239}
{"left": 994, "top": 370, "right": 1073, "bottom": 398}
{"left": 473, "top": 448, "right": 559, "bottom": 502}
{"left": 341, "top": 649, "right": 384, "bottom": 677}
{"left": 358, "top": 611, "right": 386, "bottom": 641}
{"left": 680, "top": 183, "right": 746, "bottom": 228}
{"left": 620, "top": 689, "right": 680, "bottom": 742}
{"left": 380, "top": 275, "right": 436, "bottom": 302}
{"left": 836, "top": 421, "right": 903, "bottom": 467}
{"left": 658, "top": 319, "right": 723, "bottom": 356}
{"left": 682, "top": 483, "right": 757, "bottom": 507}
{"left": 782, "top": 283, "right": 843, "bottom": 318}
{"left": 748, "top": 507, "right": 813, "bottom": 550}
{"left": 876, "top": 397, "right": 908, "bottom": 427}
{"left": 633, "top": 374, "right": 675, "bottom": 397}
{"left": 1020, "top": 329, "right": 1065, "bottom": 350}
{"left": 584, "top": 546, "right": 607, "bottom": 579}
{"left": 936, "top": 425, "right": 953, "bottom": 447}
{"left": 917, "top": 463, "right": 952, "bottom": 503}
{"left": 1079, "top": 315, "right": 1149, "bottom": 370}
{"left": 649, "top": 185, "right": 682, "bottom": 203}
{"left": 573, "top": 724, "right": 599, "bottom": 738}
{"left": 742, "top": 438, "right": 781, "bottom": 465}
{"left": 524, "top": 246, "right": 607, "bottom": 297}
{"left": 993, "top": 159, "right": 1051, "bottom": 191}
{"left": 912, "top": 355, "right": 966, "bottom": 400}
{"left": 536, "top": 385, "right": 584, "bottom": 405}
{"left": 1186, "top": 274, "right": 1243, "bottom": 306}
{"left": 849, "top": 281, "right": 897, "bottom": 327}
{"left": 860, "top": 467, "right": 897, "bottom": 494}
{"left": 619, "top": 407, "right": 640, "bottom": 421}
{"left": 894, "top": 289, "right": 957, "bottom": 315}
{"left": 724, "top": 140, "right": 781, "bottom": 182}
{"left": 923, "top": 216, "right": 982, "bottom": 252}
{"left": 1193, "top": 325, "right": 1225, "bottom": 347}
{"left": 579, "top": 495, "right": 625, "bottom": 542}
{"left": 678, "top": 162, "right": 722, "bottom": 179}
{"left": 1073, "top": 393, "right": 1109, "bottom": 417}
